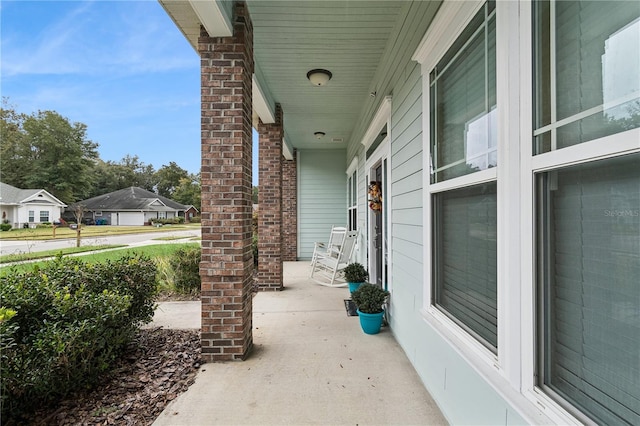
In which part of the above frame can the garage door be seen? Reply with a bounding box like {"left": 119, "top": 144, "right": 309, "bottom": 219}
{"left": 117, "top": 212, "right": 144, "bottom": 226}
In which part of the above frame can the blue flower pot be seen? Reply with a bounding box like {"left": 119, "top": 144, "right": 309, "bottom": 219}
{"left": 348, "top": 282, "right": 362, "bottom": 293}
{"left": 356, "top": 309, "right": 384, "bottom": 335}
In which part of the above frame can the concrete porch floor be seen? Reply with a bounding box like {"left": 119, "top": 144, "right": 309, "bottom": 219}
{"left": 152, "top": 261, "right": 447, "bottom": 425}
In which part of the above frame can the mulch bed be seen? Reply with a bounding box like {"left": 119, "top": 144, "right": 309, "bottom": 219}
{"left": 9, "top": 328, "right": 201, "bottom": 426}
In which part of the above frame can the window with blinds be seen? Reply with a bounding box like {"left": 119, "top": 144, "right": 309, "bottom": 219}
{"left": 430, "top": 1, "right": 496, "bottom": 183}
{"left": 534, "top": 2, "right": 640, "bottom": 422}
{"left": 533, "top": 1, "right": 640, "bottom": 154}
{"left": 429, "top": 1, "right": 498, "bottom": 352}
{"left": 433, "top": 182, "right": 498, "bottom": 350}
{"left": 537, "top": 153, "right": 640, "bottom": 424}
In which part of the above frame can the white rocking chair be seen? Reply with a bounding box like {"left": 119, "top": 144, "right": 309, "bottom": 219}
{"left": 310, "top": 230, "right": 358, "bottom": 287}
{"left": 310, "top": 226, "right": 347, "bottom": 269}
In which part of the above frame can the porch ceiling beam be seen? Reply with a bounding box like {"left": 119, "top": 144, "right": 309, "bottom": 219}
{"left": 252, "top": 74, "right": 276, "bottom": 126}
{"left": 188, "top": 0, "right": 232, "bottom": 37}
{"left": 283, "top": 137, "right": 293, "bottom": 161}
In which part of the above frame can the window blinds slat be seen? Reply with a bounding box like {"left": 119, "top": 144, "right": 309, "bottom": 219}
{"left": 543, "top": 153, "right": 640, "bottom": 424}
{"left": 435, "top": 182, "right": 497, "bottom": 347}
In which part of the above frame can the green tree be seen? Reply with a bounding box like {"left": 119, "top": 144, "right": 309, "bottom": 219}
{"left": 89, "top": 159, "right": 124, "bottom": 197}
{"left": 118, "top": 154, "right": 156, "bottom": 191}
{"left": 155, "top": 162, "right": 189, "bottom": 198}
{"left": 22, "top": 111, "right": 99, "bottom": 202}
{"left": 0, "top": 102, "right": 29, "bottom": 188}
{"left": 0, "top": 102, "right": 99, "bottom": 203}
{"left": 172, "top": 175, "right": 201, "bottom": 210}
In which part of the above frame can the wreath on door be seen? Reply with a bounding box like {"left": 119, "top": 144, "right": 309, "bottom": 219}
{"left": 368, "top": 181, "right": 382, "bottom": 213}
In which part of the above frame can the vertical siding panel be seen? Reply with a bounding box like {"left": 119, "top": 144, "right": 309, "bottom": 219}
{"left": 298, "top": 149, "right": 347, "bottom": 259}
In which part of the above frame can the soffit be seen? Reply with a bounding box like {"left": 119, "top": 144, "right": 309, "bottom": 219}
{"left": 160, "top": 0, "right": 409, "bottom": 151}
{"left": 247, "top": 0, "right": 405, "bottom": 150}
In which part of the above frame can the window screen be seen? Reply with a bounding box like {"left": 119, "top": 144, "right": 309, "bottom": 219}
{"left": 537, "top": 153, "right": 640, "bottom": 424}
{"left": 433, "top": 182, "right": 498, "bottom": 350}
{"left": 430, "top": 1, "right": 496, "bottom": 183}
{"left": 534, "top": 1, "right": 640, "bottom": 153}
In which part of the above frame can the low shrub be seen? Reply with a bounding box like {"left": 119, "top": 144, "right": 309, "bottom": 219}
{"left": 150, "top": 217, "right": 185, "bottom": 225}
{"left": 188, "top": 215, "right": 201, "bottom": 223}
{"left": 0, "top": 223, "right": 11, "bottom": 231}
{"left": 169, "top": 246, "right": 201, "bottom": 294}
{"left": 35, "top": 222, "right": 52, "bottom": 229}
{"left": 0, "top": 255, "right": 157, "bottom": 420}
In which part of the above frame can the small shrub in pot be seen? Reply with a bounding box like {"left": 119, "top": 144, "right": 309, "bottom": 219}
{"left": 343, "top": 262, "right": 368, "bottom": 283}
{"left": 351, "top": 283, "right": 389, "bottom": 314}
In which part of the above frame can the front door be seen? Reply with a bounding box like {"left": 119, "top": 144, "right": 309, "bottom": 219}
{"left": 367, "top": 154, "right": 389, "bottom": 291}
{"left": 373, "top": 165, "right": 383, "bottom": 287}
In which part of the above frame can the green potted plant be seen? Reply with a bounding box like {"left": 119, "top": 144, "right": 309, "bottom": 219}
{"left": 351, "top": 283, "right": 389, "bottom": 334}
{"left": 343, "top": 262, "right": 368, "bottom": 293}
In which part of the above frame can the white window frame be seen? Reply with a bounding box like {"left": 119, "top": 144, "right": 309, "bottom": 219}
{"left": 346, "top": 156, "right": 358, "bottom": 232}
{"left": 28, "top": 210, "right": 35, "bottom": 223}
{"left": 39, "top": 210, "right": 49, "bottom": 223}
{"left": 521, "top": 1, "right": 640, "bottom": 423}
{"left": 416, "top": 0, "right": 502, "bottom": 366}
{"left": 361, "top": 96, "right": 392, "bottom": 294}
{"left": 415, "top": 1, "right": 640, "bottom": 424}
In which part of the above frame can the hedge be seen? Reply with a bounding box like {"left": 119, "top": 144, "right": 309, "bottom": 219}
{"left": 150, "top": 217, "right": 185, "bottom": 225}
{"left": 0, "top": 255, "right": 157, "bottom": 420}
{"left": 169, "top": 246, "right": 201, "bottom": 294}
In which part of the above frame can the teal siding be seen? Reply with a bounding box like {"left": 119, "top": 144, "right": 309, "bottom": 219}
{"left": 298, "top": 149, "right": 347, "bottom": 259}
{"left": 390, "top": 60, "right": 424, "bottom": 285}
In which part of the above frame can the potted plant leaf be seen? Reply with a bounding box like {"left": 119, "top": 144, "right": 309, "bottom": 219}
{"left": 351, "top": 283, "right": 389, "bottom": 334}
{"left": 343, "top": 262, "right": 369, "bottom": 293}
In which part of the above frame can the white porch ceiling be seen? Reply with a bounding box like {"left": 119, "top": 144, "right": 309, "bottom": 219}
{"left": 160, "top": 0, "right": 411, "bottom": 151}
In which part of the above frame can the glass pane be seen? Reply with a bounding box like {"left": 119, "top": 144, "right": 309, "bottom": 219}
{"left": 556, "top": 99, "right": 640, "bottom": 149}
{"left": 533, "top": 1, "right": 640, "bottom": 154}
{"left": 556, "top": 3, "right": 639, "bottom": 120}
{"left": 431, "top": 3, "right": 497, "bottom": 182}
{"left": 352, "top": 172, "right": 357, "bottom": 206}
{"left": 539, "top": 153, "right": 640, "bottom": 424}
{"left": 433, "top": 182, "right": 498, "bottom": 349}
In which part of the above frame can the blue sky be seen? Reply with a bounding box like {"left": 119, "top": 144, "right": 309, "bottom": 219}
{"left": 1, "top": 0, "right": 259, "bottom": 184}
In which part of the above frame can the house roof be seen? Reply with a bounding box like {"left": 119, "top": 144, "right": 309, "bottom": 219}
{"left": 0, "top": 182, "right": 67, "bottom": 206}
{"left": 72, "top": 187, "right": 187, "bottom": 212}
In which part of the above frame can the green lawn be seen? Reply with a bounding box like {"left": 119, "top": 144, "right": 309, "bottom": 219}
{"left": 0, "top": 245, "right": 125, "bottom": 264}
{"left": 0, "top": 243, "right": 200, "bottom": 276}
{"left": 0, "top": 223, "right": 200, "bottom": 241}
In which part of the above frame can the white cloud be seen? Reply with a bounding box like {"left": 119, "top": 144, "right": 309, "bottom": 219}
{"left": 1, "top": 1, "right": 196, "bottom": 78}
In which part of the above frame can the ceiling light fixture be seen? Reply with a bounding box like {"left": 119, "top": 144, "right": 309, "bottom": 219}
{"left": 306, "top": 69, "right": 332, "bottom": 86}
{"left": 314, "top": 131, "right": 326, "bottom": 139}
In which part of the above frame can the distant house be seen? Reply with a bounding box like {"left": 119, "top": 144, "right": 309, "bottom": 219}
{"left": 0, "top": 182, "right": 67, "bottom": 229}
{"left": 70, "top": 187, "right": 188, "bottom": 226}
{"left": 183, "top": 205, "right": 199, "bottom": 222}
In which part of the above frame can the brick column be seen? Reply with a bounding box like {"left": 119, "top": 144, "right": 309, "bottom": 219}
{"left": 282, "top": 152, "right": 297, "bottom": 261}
{"left": 257, "top": 104, "right": 283, "bottom": 291}
{"left": 198, "top": 2, "right": 254, "bottom": 362}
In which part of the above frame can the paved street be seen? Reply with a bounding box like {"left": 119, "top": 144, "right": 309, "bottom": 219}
{"left": 0, "top": 228, "right": 201, "bottom": 256}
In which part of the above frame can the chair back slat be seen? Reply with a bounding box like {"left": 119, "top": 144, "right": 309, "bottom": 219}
{"left": 338, "top": 231, "right": 358, "bottom": 263}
